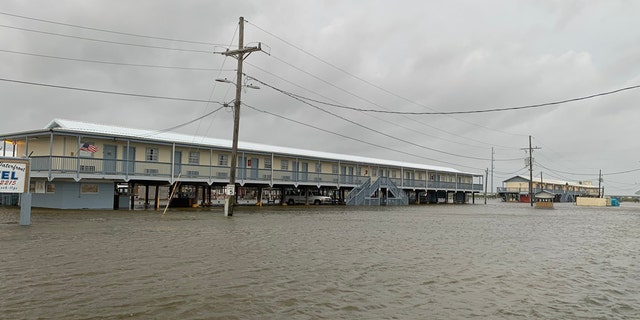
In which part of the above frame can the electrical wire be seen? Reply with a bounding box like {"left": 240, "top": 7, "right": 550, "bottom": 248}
{"left": 0, "top": 48, "right": 232, "bottom": 71}
{"left": 271, "top": 80, "right": 640, "bottom": 115}
{"left": 0, "top": 77, "right": 224, "bottom": 104}
{"left": 0, "top": 71, "right": 488, "bottom": 170}
{"left": 0, "top": 24, "right": 214, "bottom": 53}
{"left": 247, "top": 75, "right": 522, "bottom": 162}
{"left": 138, "top": 106, "right": 226, "bottom": 138}
{"left": 0, "top": 11, "right": 225, "bottom": 46}
{"left": 247, "top": 20, "right": 528, "bottom": 137}
{"left": 603, "top": 168, "right": 640, "bottom": 176}
{"left": 258, "top": 77, "right": 496, "bottom": 162}
{"left": 246, "top": 62, "right": 517, "bottom": 151}
{"left": 242, "top": 102, "right": 485, "bottom": 171}
{"left": 536, "top": 160, "right": 640, "bottom": 177}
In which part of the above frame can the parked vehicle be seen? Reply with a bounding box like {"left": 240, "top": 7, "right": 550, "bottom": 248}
{"left": 285, "top": 190, "right": 332, "bottom": 205}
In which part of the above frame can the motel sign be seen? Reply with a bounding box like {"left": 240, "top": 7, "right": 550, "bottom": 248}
{"left": 0, "top": 158, "right": 29, "bottom": 193}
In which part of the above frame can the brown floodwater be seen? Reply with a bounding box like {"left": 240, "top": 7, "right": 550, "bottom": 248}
{"left": 2, "top": 201, "right": 640, "bottom": 319}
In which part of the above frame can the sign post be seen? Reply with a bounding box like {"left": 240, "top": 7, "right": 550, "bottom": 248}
{"left": 0, "top": 157, "right": 31, "bottom": 225}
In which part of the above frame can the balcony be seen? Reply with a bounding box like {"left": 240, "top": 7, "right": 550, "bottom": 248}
{"left": 28, "top": 156, "right": 483, "bottom": 191}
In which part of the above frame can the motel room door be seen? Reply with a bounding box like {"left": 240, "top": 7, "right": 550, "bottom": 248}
{"left": 301, "top": 162, "right": 308, "bottom": 182}
{"left": 103, "top": 144, "right": 117, "bottom": 174}
{"left": 174, "top": 151, "right": 182, "bottom": 177}
{"left": 122, "top": 146, "right": 135, "bottom": 175}
{"left": 249, "top": 158, "right": 259, "bottom": 180}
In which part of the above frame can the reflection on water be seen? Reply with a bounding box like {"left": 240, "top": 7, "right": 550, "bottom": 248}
{"left": 2, "top": 201, "right": 640, "bottom": 319}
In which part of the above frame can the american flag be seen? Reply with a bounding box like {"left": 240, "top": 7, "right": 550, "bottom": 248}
{"left": 80, "top": 143, "right": 98, "bottom": 153}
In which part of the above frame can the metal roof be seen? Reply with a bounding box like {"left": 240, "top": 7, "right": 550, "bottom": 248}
{"left": 41, "top": 118, "right": 474, "bottom": 175}
{"left": 506, "top": 175, "right": 597, "bottom": 188}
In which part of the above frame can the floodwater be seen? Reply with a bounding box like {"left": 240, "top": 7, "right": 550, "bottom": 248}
{"left": 2, "top": 201, "right": 640, "bottom": 319}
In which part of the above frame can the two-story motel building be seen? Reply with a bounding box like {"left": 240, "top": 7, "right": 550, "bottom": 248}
{"left": 498, "top": 175, "right": 600, "bottom": 203}
{"left": 0, "top": 119, "right": 484, "bottom": 209}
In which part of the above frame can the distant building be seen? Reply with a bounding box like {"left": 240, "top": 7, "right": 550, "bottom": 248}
{"left": 498, "top": 175, "right": 600, "bottom": 203}
{"left": 1, "top": 119, "right": 484, "bottom": 209}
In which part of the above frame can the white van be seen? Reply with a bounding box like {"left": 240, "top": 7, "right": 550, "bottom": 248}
{"left": 284, "top": 190, "right": 332, "bottom": 205}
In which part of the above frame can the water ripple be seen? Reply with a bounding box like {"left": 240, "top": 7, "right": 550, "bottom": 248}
{"left": 2, "top": 203, "right": 640, "bottom": 319}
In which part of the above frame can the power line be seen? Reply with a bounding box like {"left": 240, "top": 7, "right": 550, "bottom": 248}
{"left": 0, "top": 11, "right": 225, "bottom": 46}
{"left": 269, "top": 80, "right": 640, "bottom": 115}
{"left": 0, "top": 48, "right": 233, "bottom": 71}
{"left": 247, "top": 75, "right": 524, "bottom": 160}
{"left": 536, "top": 160, "right": 640, "bottom": 177}
{"left": 247, "top": 20, "right": 528, "bottom": 137}
{"left": 139, "top": 106, "right": 226, "bottom": 138}
{"left": 603, "top": 168, "right": 640, "bottom": 176}
{"left": 262, "top": 54, "right": 524, "bottom": 149}
{"left": 256, "top": 76, "right": 499, "bottom": 162}
{"left": 493, "top": 166, "right": 529, "bottom": 176}
{"left": 0, "top": 76, "right": 496, "bottom": 167}
{"left": 0, "top": 24, "right": 214, "bottom": 53}
{"left": 242, "top": 102, "right": 484, "bottom": 171}
{"left": 246, "top": 62, "right": 509, "bottom": 151}
{"left": 0, "top": 77, "right": 224, "bottom": 104}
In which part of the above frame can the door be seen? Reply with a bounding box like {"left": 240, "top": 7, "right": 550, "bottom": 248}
{"left": 122, "top": 146, "right": 136, "bottom": 174}
{"left": 348, "top": 167, "right": 354, "bottom": 184}
{"left": 250, "top": 158, "right": 259, "bottom": 180}
{"left": 301, "top": 162, "right": 308, "bottom": 182}
{"left": 174, "top": 151, "right": 182, "bottom": 177}
{"left": 238, "top": 155, "right": 246, "bottom": 180}
{"left": 103, "top": 144, "right": 117, "bottom": 174}
{"left": 292, "top": 161, "right": 299, "bottom": 182}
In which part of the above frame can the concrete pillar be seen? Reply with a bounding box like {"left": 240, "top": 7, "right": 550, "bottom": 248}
{"left": 154, "top": 185, "right": 160, "bottom": 210}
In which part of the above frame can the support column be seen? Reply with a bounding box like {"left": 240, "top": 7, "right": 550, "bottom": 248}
{"left": 154, "top": 185, "right": 160, "bottom": 210}
{"left": 129, "top": 182, "right": 135, "bottom": 210}
{"left": 144, "top": 183, "right": 150, "bottom": 209}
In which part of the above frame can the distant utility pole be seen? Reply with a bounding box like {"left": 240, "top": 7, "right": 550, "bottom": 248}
{"left": 521, "top": 135, "right": 541, "bottom": 207}
{"left": 598, "top": 169, "right": 603, "bottom": 198}
{"left": 484, "top": 168, "right": 488, "bottom": 204}
{"left": 491, "top": 147, "right": 495, "bottom": 194}
{"left": 218, "top": 16, "right": 263, "bottom": 217}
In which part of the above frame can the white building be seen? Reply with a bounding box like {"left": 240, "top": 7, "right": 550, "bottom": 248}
{"left": 1, "top": 119, "right": 484, "bottom": 209}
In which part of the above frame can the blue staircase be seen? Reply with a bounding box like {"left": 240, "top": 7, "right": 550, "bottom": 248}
{"left": 345, "top": 177, "right": 408, "bottom": 206}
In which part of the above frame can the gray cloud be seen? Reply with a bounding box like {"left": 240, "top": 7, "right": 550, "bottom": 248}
{"left": 1, "top": 0, "right": 639, "bottom": 194}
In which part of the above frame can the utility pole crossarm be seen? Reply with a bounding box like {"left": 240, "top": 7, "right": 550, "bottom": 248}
{"left": 220, "top": 43, "right": 262, "bottom": 58}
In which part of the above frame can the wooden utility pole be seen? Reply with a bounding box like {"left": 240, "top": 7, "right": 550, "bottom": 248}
{"left": 529, "top": 136, "right": 533, "bottom": 207}
{"left": 598, "top": 169, "right": 602, "bottom": 198}
{"left": 484, "top": 168, "right": 488, "bottom": 204}
{"left": 219, "top": 17, "right": 262, "bottom": 216}
{"left": 522, "top": 136, "right": 541, "bottom": 207}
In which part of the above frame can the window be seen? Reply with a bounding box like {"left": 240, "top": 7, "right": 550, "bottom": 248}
{"left": 188, "top": 151, "right": 200, "bottom": 164}
{"left": 316, "top": 162, "right": 322, "bottom": 173}
{"left": 218, "top": 154, "right": 229, "bottom": 166}
{"left": 264, "top": 158, "right": 272, "bottom": 169}
{"left": 332, "top": 164, "right": 338, "bottom": 174}
{"left": 145, "top": 147, "right": 159, "bottom": 161}
{"left": 281, "top": 160, "right": 288, "bottom": 170}
{"left": 81, "top": 183, "right": 99, "bottom": 194}
{"left": 187, "top": 170, "right": 199, "bottom": 177}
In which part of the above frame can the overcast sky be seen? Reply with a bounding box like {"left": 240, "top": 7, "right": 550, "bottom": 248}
{"left": 1, "top": 0, "right": 639, "bottom": 194}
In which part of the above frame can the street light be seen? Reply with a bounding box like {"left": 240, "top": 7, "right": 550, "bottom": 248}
{"left": 215, "top": 77, "right": 261, "bottom": 90}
